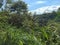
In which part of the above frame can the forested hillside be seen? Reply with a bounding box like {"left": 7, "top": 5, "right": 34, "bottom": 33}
{"left": 0, "top": 0, "right": 60, "bottom": 45}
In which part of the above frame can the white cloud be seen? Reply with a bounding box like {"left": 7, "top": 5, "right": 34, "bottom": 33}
{"left": 27, "top": 4, "right": 30, "bottom": 7}
{"left": 36, "top": 1, "right": 46, "bottom": 4}
{"left": 30, "top": 5, "right": 60, "bottom": 14}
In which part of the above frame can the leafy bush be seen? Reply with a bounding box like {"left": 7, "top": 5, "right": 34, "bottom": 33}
{"left": 0, "top": 0, "right": 60, "bottom": 45}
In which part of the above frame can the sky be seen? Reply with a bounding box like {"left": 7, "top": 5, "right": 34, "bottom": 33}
{"left": 23, "top": 0, "right": 60, "bottom": 14}
{"left": 0, "top": 0, "right": 60, "bottom": 14}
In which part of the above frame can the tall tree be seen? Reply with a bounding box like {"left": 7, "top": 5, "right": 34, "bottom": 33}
{"left": 0, "top": 0, "right": 3, "bottom": 8}
{"left": 10, "top": 1, "right": 27, "bottom": 15}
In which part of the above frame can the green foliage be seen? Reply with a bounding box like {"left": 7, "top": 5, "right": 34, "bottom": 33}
{"left": 33, "top": 11, "right": 57, "bottom": 26}
{"left": 0, "top": 0, "right": 60, "bottom": 45}
{"left": 9, "top": 1, "right": 27, "bottom": 15}
{"left": 8, "top": 14, "right": 23, "bottom": 28}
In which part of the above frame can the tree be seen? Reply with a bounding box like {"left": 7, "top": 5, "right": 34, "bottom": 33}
{"left": 7, "top": 0, "right": 29, "bottom": 28}
{"left": 33, "top": 11, "right": 57, "bottom": 27}
{"left": 9, "top": 1, "right": 28, "bottom": 15}
{"left": 0, "top": 0, "right": 3, "bottom": 8}
{"left": 55, "top": 8, "right": 60, "bottom": 22}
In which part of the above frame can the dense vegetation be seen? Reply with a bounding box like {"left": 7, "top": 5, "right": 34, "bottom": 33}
{"left": 0, "top": 0, "right": 60, "bottom": 45}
